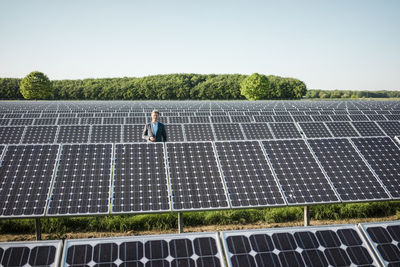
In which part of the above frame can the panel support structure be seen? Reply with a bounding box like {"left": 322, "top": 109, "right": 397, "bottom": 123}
{"left": 35, "top": 218, "right": 42, "bottom": 241}
{"left": 178, "top": 212, "right": 183, "bottom": 233}
{"left": 304, "top": 206, "right": 310, "bottom": 226}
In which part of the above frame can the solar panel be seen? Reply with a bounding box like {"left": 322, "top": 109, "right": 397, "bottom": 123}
{"left": 0, "top": 240, "right": 63, "bottom": 267}
{"left": 169, "top": 116, "right": 189, "bottom": 123}
{"left": 269, "top": 123, "right": 302, "bottom": 139}
{"left": 367, "top": 114, "right": 387, "bottom": 121}
{"left": 325, "top": 121, "right": 360, "bottom": 137}
{"left": 57, "top": 118, "right": 80, "bottom": 125}
{"left": 0, "top": 144, "right": 60, "bottom": 217}
{"left": 22, "top": 126, "right": 57, "bottom": 144}
{"left": 298, "top": 122, "right": 332, "bottom": 138}
{"left": 230, "top": 115, "right": 252, "bottom": 123}
{"left": 261, "top": 140, "right": 339, "bottom": 204}
{"left": 351, "top": 121, "right": 385, "bottom": 136}
{"left": 112, "top": 143, "right": 170, "bottom": 213}
{"left": 0, "top": 118, "right": 10, "bottom": 126}
{"left": 307, "top": 138, "right": 390, "bottom": 201}
{"left": 190, "top": 116, "right": 210, "bottom": 123}
{"left": 240, "top": 123, "right": 273, "bottom": 140}
{"left": 125, "top": 117, "right": 146, "bottom": 124}
{"left": 385, "top": 114, "right": 400, "bottom": 120}
{"left": 80, "top": 117, "right": 102, "bottom": 125}
{"left": 10, "top": 118, "right": 34, "bottom": 126}
{"left": 330, "top": 114, "right": 350, "bottom": 121}
{"left": 56, "top": 125, "right": 90, "bottom": 143}
{"left": 0, "top": 126, "right": 24, "bottom": 144}
{"left": 253, "top": 115, "right": 274, "bottom": 122}
{"left": 91, "top": 125, "right": 121, "bottom": 143}
{"left": 292, "top": 115, "right": 313, "bottom": 122}
{"left": 184, "top": 124, "right": 215, "bottom": 141}
{"left": 166, "top": 142, "right": 229, "bottom": 210}
{"left": 61, "top": 232, "right": 224, "bottom": 267}
{"left": 123, "top": 125, "right": 145, "bottom": 142}
{"left": 46, "top": 144, "right": 112, "bottom": 216}
{"left": 273, "top": 115, "right": 293, "bottom": 122}
{"left": 213, "top": 123, "right": 245, "bottom": 141}
{"left": 351, "top": 137, "right": 400, "bottom": 199}
{"left": 377, "top": 121, "right": 400, "bottom": 137}
{"left": 103, "top": 117, "right": 124, "bottom": 124}
{"left": 221, "top": 224, "right": 380, "bottom": 267}
{"left": 33, "top": 118, "right": 57, "bottom": 125}
{"left": 211, "top": 116, "right": 231, "bottom": 123}
{"left": 312, "top": 115, "right": 332, "bottom": 121}
{"left": 359, "top": 220, "right": 400, "bottom": 267}
{"left": 349, "top": 114, "right": 369, "bottom": 121}
{"left": 165, "top": 124, "right": 184, "bottom": 142}
{"left": 214, "top": 141, "right": 285, "bottom": 208}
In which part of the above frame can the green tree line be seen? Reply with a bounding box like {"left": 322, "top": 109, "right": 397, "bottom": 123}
{"left": 306, "top": 89, "right": 400, "bottom": 99}
{"left": 0, "top": 73, "right": 307, "bottom": 100}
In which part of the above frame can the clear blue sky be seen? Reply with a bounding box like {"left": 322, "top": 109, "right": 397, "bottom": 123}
{"left": 0, "top": 0, "right": 399, "bottom": 90}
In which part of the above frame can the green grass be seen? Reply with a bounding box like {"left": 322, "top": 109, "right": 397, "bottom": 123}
{"left": 1, "top": 201, "right": 400, "bottom": 235}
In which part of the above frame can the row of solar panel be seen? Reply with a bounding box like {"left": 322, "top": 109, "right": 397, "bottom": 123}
{"left": 1, "top": 121, "right": 399, "bottom": 145}
{"left": 1, "top": 113, "right": 400, "bottom": 125}
{"left": 0, "top": 137, "right": 399, "bottom": 218}
{"left": 0, "top": 220, "right": 399, "bottom": 267}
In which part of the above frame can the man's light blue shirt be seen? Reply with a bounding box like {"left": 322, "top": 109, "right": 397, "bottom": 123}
{"left": 152, "top": 121, "right": 158, "bottom": 136}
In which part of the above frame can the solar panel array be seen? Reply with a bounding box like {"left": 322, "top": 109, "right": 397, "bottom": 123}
{"left": 0, "top": 101, "right": 399, "bottom": 218}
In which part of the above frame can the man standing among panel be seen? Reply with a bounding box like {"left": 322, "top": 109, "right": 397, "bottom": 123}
{"left": 142, "top": 109, "right": 167, "bottom": 142}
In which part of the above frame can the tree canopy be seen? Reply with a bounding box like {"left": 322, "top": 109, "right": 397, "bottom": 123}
{"left": 20, "top": 71, "right": 54, "bottom": 99}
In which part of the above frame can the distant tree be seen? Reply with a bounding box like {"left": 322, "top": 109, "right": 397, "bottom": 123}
{"left": 240, "top": 73, "right": 270, "bottom": 100}
{"left": 20, "top": 71, "right": 53, "bottom": 99}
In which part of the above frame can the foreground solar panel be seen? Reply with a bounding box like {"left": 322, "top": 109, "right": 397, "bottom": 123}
{"left": 269, "top": 123, "right": 302, "bottom": 139}
{"left": 56, "top": 125, "right": 90, "bottom": 143}
{"left": 91, "top": 125, "right": 121, "bottom": 143}
{"left": 112, "top": 143, "right": 170, "bottom": 213}
{"left": 240, "top": 123, "right": 273, "bottom": 140}
{"left": 0, "top": 126, "right": 24, "bottom": 144}
{"left": 298, "top": 122, "right": 332, "bottom": 138}
{"left": 0, "top": 145, "right": 59, "bottom": 217}
{"left": 213, "top": 123, "right": 245, "bottom": 141}
{"left": 166, "top": 142, "right": 229, "bottom": 210}
{"left": 123, "top": 125, "right": 145, "bottom": 142}
{"left": 262, "top": 140, "right": 339, "bottom": 204}
{"left": 0, "top": 240, "right": 62, "bottom": 267}
{"left": 184, "top": 124, "right": 215, "bottom": 141}
{"left": 307, "top": 138, "right": 390, "bottom": 201}
{"left": 325, "top": 121, "right": 360, "bottom": 137}
{"left": 359, "top": 220, "right": 400, "bottom": 267}
{"left": 214, "top": 141, "right": 285, "bottom": 207}
{"left": 61, "top": 232, "right": 224, "bottom": 267}
{"left": 165, "top": 124, "right": 184, "bottom": 142}
{"left": 377, "top": 121, "right": 400, "bottom": 137}
{"left": 351, "top": 137, "right": 400, "bottom": 199}
{"left": 22, "top": 126, "right": 57, "bottom": 144}
{"left": 351, "top": 121, "right": 385, "bottom": 136}
{"left": 47, "top": 144, "right": 112, "bottom": 215}
{"left": 222, "top": 224, "right": 380, "bottom": 267}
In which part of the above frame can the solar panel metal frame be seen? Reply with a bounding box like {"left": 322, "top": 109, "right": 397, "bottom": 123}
{"left": 0, "top": 240, "right": 63, "bottom": 267}
{"left": 60, "top": 232, "right": 224, "bottom": 267}
{"left": 358, "top": 220, "right": 400, "bottom": 267}
{"left": 221, "top": 224, "right": 381, "bottom": 267}
{"left": 0, "top": 144, "right": 61, "bottom": 219}
{"left": 111, "top": 142, "right": 171, "bottom": 214}
{"left": 45, "top": 143, "right": 113, "bottom": 217}
{"left": 166, "top": 141, "right": 230, "bottom": 211}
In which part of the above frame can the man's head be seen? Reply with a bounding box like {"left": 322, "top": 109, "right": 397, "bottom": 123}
{"left": 151, "top": 109, "right": 159, "bottom": 123}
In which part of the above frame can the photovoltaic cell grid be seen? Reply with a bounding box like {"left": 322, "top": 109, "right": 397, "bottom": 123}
{"left": 377, "top": 121, "right": 400, "bottom": 137}
{"left": 0, "top": 145, "right": 59, "bottom": 217}
{"left": 123, "top": 124, "right": 144, "bottom": 142}
{"left": 240, "top": 123, "right": 273, "bottom": 140}
{"left": 47, "top": 144, "right": 112, "bottom": 216}
{"left": 325, "top": 122, "right": 360, "bottom": 137}
{"left": 0, "top": 240, "right": 62, "bottom": 267}
{"left": 221, "top": 225, "right": 380, "bottom": 267}
{"left": 298, "top": 122, "right": 332, "bottom": 138}
{"left": 307, "top": 138, "right": 390, "bottom": 201}
{"left": 56, "top": 125, "right": 90, "bottom": 143}
{"left": 22, "top": 126, "right": 57, "bottom": 144}
{"left": 351, "top": 137, "right": 400, "bottom": 199}
{"left": 165, "top": 124, "right": 184, "bottom": 142}
{"left": 269, "top": 123, "right": 302, "bottom": 139}
{"left": 166, "top": 142, "right": 229, "bottom": 210}
{"left": 359, "top": 221, "right": 400, "bottom": 267}
{"left": 213, "top": 123, "right": 245, "bottom": 141}
{"left": 184, "top": 124, "right": 215, "bottom": 141}
{"left": 61, "top": 232, "right": 224, "bottom": 267}
{"left": 214, "top": 141, "right": 285, "bottom": 207}
{"left": 112, "top": 143, "right": 170, "bottom": 213}
{"left": 0, "top": 126, "right": 24, "bottom": 144}
{"left": 351, "top": 121, "right": 385, "bottom": 136}
{"left": 91, "top": 125, "right": 121, "bottom": 143}
{"left": 262, "top": 140, "right": 339, "bottom": 204}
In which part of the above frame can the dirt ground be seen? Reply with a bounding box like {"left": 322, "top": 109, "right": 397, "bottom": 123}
{"left": 1, "top": 214, "right": 399, "bottom": 242}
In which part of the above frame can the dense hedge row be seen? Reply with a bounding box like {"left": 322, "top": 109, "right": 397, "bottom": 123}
{"left": 0, "top": 74, "right": 306, "bottom": 100}
{"left": 306, "top": 89, "right": 400, "bottom": 99}
{"left": 1, "top": 202, "right": 399, "bottom": 236}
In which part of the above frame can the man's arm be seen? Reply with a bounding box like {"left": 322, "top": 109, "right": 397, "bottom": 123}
{"left": 162, "top": 124, "right": 167, "bottom": 142}
{"left": 142, "top": 124, "right": 151, "bottom": 141}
